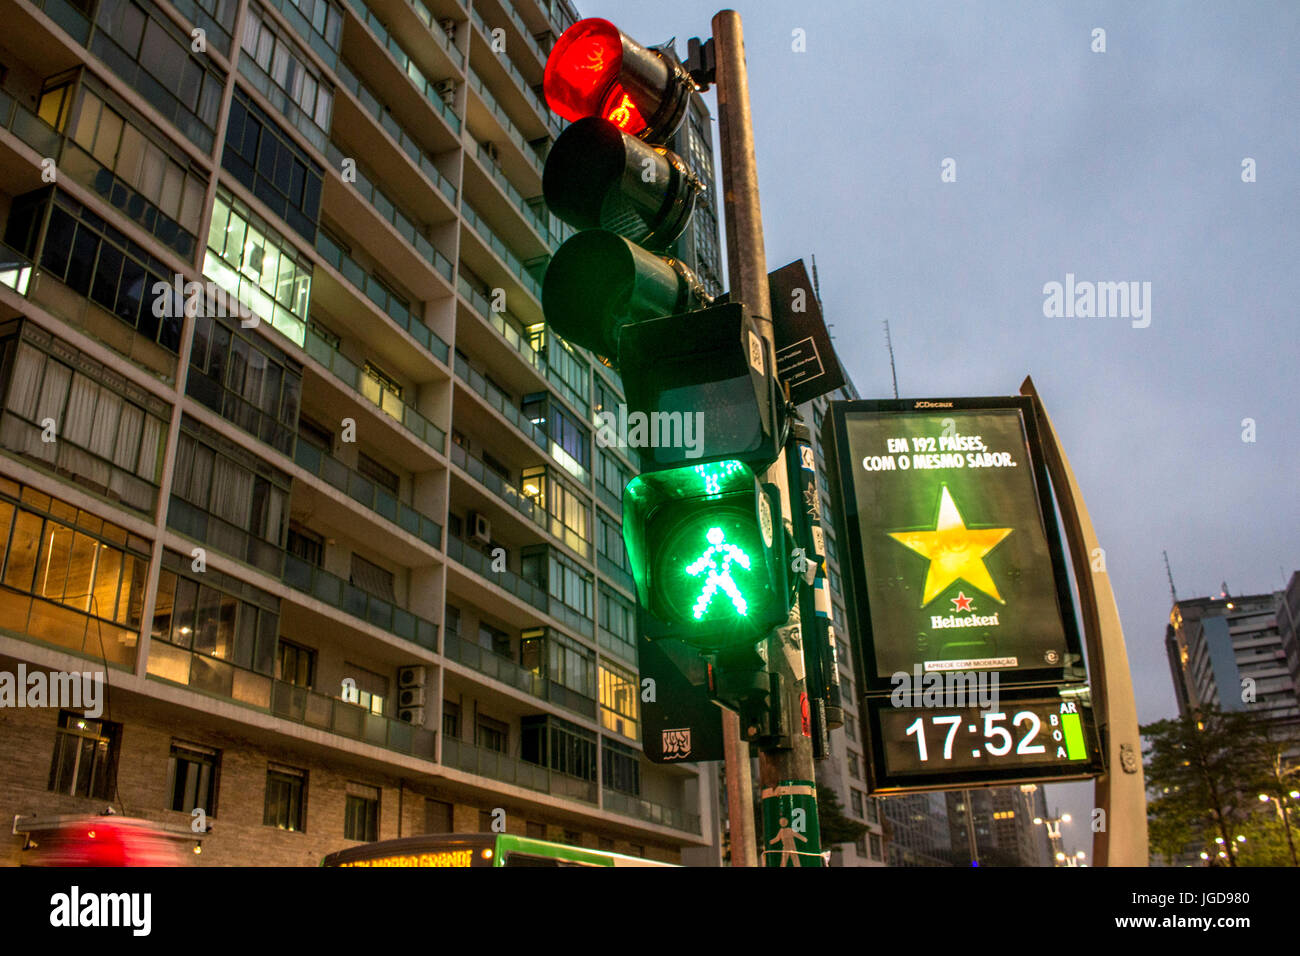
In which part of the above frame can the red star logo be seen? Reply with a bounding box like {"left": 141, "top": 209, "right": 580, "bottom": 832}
{"left": 951, "top": 592, "right": 974, "bottom": 612}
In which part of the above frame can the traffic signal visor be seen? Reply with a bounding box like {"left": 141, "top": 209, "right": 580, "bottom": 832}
{"left": 623, "top": 461, "right": 791, "bottom": 648}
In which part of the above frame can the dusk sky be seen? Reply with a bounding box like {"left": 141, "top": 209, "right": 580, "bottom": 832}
{"left": 586, "top": 0, "right": 1300, "bottom": 860}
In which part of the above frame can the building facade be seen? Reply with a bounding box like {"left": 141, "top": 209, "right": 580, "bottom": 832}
{"left": 1165, "top": 586, "right": 1299, "bottom": 722}
{"left": 0, "top": 0, "right": 722, "bottom": 864}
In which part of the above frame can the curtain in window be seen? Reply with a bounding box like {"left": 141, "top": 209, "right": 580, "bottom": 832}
{"left": 62, "top": 372, "right": 98, "bottom": 448}
{"left": 210, "top": 455, "right": 252, "bottom": 528}
{"left": 6, "top": 343, "right": 46, "bottom": 420}
{"left": 136, "top": 412, "right": 163, "bottom": 481}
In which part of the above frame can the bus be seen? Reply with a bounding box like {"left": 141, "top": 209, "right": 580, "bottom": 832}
{"left": 321, "top": 832, "right": 676, "bottom": 868}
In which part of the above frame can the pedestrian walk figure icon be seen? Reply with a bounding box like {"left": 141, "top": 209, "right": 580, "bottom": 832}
{"left": 685, "top": 527, "right": 752, "bottom": 619}
{"left": 769, "top": 816, "right": 807, "bottom": 866}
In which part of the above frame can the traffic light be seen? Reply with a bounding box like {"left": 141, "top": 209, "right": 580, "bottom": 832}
{"left": 622, "top": 459, "right": 791, "bottom": 648}
{"left": 543, "top": 18, "right": 696, "bottom": 144}
{"left": 542, "top": 229, "right": 709, "bottom": 362}
{"left": 618, "top": 301, "right": 784, "bottom": 471}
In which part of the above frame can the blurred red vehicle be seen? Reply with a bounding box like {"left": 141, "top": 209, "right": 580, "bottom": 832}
{"left": 21, "top": 816, "right": 191, "bottom": 866}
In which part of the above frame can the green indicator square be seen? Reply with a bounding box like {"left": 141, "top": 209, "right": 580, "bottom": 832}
{"left": 1061, "top": 712, "right": 1087, "bottom": 760}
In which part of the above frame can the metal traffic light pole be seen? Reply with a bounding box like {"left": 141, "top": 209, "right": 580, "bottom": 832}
{"left": 712, "top": 9, "right": 822, "bottom": 867}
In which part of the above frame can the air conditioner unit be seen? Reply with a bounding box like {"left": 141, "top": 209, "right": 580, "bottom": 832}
{"left": 470, "top": 511, "right": 491, "bottom": 546}
{"left": 399, "top": 686, "right": 425, "bottom": 708}
{"left": 398, "top": 665, "right": 426, "bottom": 689}
{"left": 436, "top": 79, "right": 456, "bottom": 106}
{"left": 484, "top": 141, "right": 501, "bottom": 166}
{"left": 398, "top": 705, "right": 424, "bottom": 725}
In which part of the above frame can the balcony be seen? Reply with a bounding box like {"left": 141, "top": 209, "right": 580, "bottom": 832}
{"left": 313, "top": 230, "right": 450, "bottom": 366}
{"left": 441, "top": 735, "right": 596, "bottom": 803}
{"left": 466, "top": 69, "right": 545, "bottom": 178}
{"left": 324, "top": 142, "right": 455, "bottom": 280}
{"left": 0, "top": 241, "right": 33, "bottom": 296}
{"left": 303, "top": 328, "right": 446, "bottom": 455}
{"left": 468, "top": 4, "right": 556, "bottom": 137}
{"left": 345, "top": 0, "right": 462, "bottom": 134}
{"left": 443, "top": 628, "right": 596, "bottom": 719}
{"left": 467, "top": 138, "right": 553, "bottom": 246}
{"left": 281, "top": 552, "right": 438, "bottom": 649}
{"left": 597, "top": 625, "right": 637, "bottom": 666}
{"left": 603, "top": 789, "right": 701, "bottom": 835}
{"left": 293, "top": 440, "right": 442, "bottom": 548}
{"left": 461, "top": 200, "right": 545, "bottom": 302}
{"left": 333, "top": 59, "right": 459, "bottom": 208}
{"left": 0, "top": 88, "right": 61, "bottom": 158}
{"left": 448, "top": 440, "right": 545, "bottom": 531}
{"left": 452, "top": 350, "right": 548, "bottom": 450}
{"left": 145, "top": 642, "right": 436, "bottom": 758}
{"left": 445, "top": 533, "right": 549, "bottom": 616}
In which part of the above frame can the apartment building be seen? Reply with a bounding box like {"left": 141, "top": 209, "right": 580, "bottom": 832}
{"left": 0, "top": 0, "right": 723, "bottom": 864}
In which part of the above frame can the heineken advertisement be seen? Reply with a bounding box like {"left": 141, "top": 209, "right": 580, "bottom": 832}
{"left": 824, "top": 398, "right": 1085, "bottom": 692}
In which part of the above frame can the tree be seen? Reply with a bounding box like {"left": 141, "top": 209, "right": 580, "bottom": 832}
{"left": 1142, "top": 707, "right": 1273, "bottom": 866}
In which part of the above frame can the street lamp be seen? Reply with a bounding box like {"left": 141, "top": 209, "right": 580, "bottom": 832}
{"left": 1035, "top": 809, "right": 1073, "bottom": 866}
{"left": 1258, "top": 791, "right": 1299, "bottom": 866}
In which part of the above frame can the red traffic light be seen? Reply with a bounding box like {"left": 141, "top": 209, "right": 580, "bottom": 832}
{"left": 544, "top": 18, "right": 693, "bottom": 144}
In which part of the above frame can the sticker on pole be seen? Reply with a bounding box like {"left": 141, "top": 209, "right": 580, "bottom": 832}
{"left": 748, "top": 329, "right": 765, "bottom": 375}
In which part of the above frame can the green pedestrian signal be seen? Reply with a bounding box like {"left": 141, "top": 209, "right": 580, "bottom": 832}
{"left": 623, "top": 460, "right": 791, "bottom": 648}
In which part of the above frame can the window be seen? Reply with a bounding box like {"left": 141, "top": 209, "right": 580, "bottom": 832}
{"left": 602, "top": 738, "right": 640, "bottom": 795}
{"left": 349, "top": 553, "right": 395, "bottom": 603}
{"left": 49, "top": 711, "right": 121, "bottom": 798}
{"left": 866, "top": 799, "right": 878, "bottom": 824}
{"left": 478, "top": 810, "right": 494, "bottom": 833}
{"left": 222, "top": 89, "right": 324, "bottom": 243}
{"left": 844, "top": 717, "right": 856, "bottom": 742}
{"left": 547, "top": 631, "right": 595, "bottom": 700}
{"left": 425, "top": 798, "right": 452, "bottom": 833}
{"left": 264, "top": 764, "right": 306, "bottom": 831}
{"left": 476, "top": 715, "right": 508, "bottom": 754}
{"left": 188, "top": 312, "right": 302, "bottom": 455}
{"left": 524, "top": 393, "right": 590, "bottom": 481}
{"left": 850, "top": 789, "right": 864, "bottom": 818}
{"left": 521, "top": 466, "right": 590, "bottom": 553}
{"left": 478, "top": 621, "right": 511, "bottom": 658}
{"left": 151, "top": 549, "right": 279, "bottom": 674}
{"left": 5, "top": 189, "right": 182, "bottom": 353}
{"left": 91, "top": 0, "right": 226, "bottom": 150}
{"left": 520, "top": 715, "right": 595, "bottom": 781}
{"left": 167, "top": 742, "right": 218, "bottom": 814}
{"left": 286, "top": 522, "right": 323, "bottom": 566}
{"left": 66, "top": 84, "right": 208, "bottom": 257}
{"left": 297, "top": 414, "right": 333, "bottom": 450}
{"left": 356, "top": 452, "right": 400, "bottom": 496}
{"left": 240, "top": 4, "right": 335, "bottom": 148}
{"left": 168, "top": 420, "right": 290, "bottom": 573}
{"left": 0, "top": 482, "right": 149, "bottom": 665}
{"left": 598, "top": 586, "right": 636, "bottom": 650}
{"left": 869, "top": 834, "right": 882, "bottom": 860}
{"left": 855, "top": 833, "right": 868, "bottom": 855}
{"left": 599, "top": 662, "right": 638, "bottom": 739}
{"left": 341, "top": 663, "right": 387, "bottom": 715}
{"left": 526, "top": 821, "right": 546, "bottom": 839}
{"left": 276, "top": 640, "right": 315, "bottom": 687}
{"left": 444, "top": 603, "right": 461, "bottom": 637}
{"left": 203, "top": 189, "right": 313, "bottom": 348}
{"left": 847, "top": 752, "right": 861, "bottom": 780}
{"left": 343, "top": 782, "right": 379, "bottom": 841}
{"left": 593, "top": 448, "right": 628, "bottom": 507}
{"left": 0, "top": 329, "right": 167, "bottom": 513}
{"left": 442, "top": 701, "right": 459, "bottom": 739}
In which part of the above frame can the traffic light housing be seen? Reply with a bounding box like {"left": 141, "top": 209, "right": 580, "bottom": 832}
{"left": 623, "top": 460, "right": 791, "bottom": 649}
{"left": 543, "top": 18, "right": 696, "bottom": 143}
{"left": 618, "top": 301, "right": 784, "bottom": 471}
{"left": 543, "top": 117, "right": 703, "bottom": 252}
{"left": 542, "top": 229, "right": 710, "bottom": 363}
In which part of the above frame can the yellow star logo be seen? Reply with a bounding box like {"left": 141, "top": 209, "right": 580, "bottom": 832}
{"left": 888, "top": 486, "right": 1013, "bottom": 606}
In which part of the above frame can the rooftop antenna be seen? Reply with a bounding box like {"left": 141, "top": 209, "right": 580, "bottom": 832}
{"left": 1163, "top": 550, "right": 1178, "bottom": 603}
{"left": 884, "top": 320, "right": 899, "bottom": 399}
{"left": 810, "top": 253, "right": 823, "bottom": 306}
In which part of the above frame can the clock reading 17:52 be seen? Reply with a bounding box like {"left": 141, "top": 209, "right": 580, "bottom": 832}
{"left": 880, "top": 699, "right": 1092, "bottom": 777}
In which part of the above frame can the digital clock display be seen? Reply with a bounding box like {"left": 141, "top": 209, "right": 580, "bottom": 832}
{"left": 865, "top": 695, "right": 1102, "bottom": 792}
